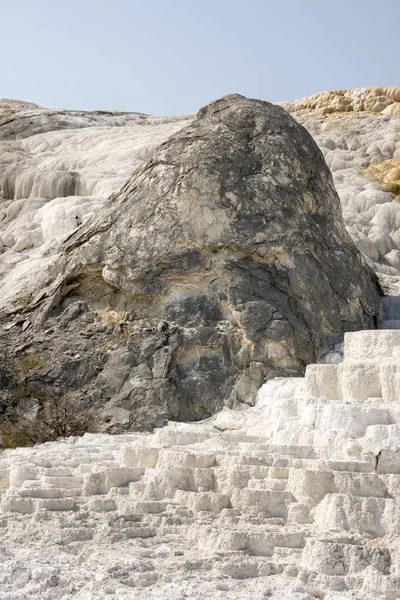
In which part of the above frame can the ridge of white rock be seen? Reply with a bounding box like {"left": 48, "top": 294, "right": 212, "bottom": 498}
{"left": 1, "top": 328, "right": 399, "bottom": 599}
{"left": 279, "top": 86, "right": 400, "bottom": 115}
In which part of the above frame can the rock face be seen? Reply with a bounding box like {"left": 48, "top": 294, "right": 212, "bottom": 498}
{"left": 1, "top": 94, "right": 380, "bottom": 431}
{"left": 2, "top": 87, "right": 400, "bottom": 312}
{"left": 2, "top": 87, "right": 400, "bottom": 314}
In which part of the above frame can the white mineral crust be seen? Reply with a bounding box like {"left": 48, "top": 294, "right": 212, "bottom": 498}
{"left": 0, "top": 102, "right": 193, "bottom": 308}
{"left": 1, "top": 328, "right": 400, "bottom": 599}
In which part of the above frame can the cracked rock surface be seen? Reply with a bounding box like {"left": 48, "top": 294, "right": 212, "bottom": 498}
{"left": 0, "top": 94, "right": 380, "bottom": 430}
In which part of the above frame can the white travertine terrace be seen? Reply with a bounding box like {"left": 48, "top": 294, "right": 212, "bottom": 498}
{"left": 284, "top": 88, "right": 400, "bottom": 296}
{"left": 281, "top": 86, "right": 400, "bottom": 114}
{"left": 0, "top": 328, "right": 399, "bottom": 599}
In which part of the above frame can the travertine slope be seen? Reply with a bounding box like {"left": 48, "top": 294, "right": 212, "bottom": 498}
{"left": 0, "top": 329, "right": 399, "bottom": 600}
{"left": 281, "top": 86, "right": 400, "bottom": 295}
{"left": 0, "top": 94, "right": 380, "bottom": 430}
{"left": 0, "top": 98, "right": 192, "bottom": 308}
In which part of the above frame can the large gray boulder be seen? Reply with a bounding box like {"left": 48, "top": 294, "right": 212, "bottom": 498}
{"left": 1, "top": 94, "right": 381, "bottom": 431}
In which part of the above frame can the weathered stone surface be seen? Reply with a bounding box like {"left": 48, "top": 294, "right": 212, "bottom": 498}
{"left": 0, "top": 94, "right": 380, "bottom": 430}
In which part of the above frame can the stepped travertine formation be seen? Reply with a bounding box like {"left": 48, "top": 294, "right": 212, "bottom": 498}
{"left": 1, "top": 329, "right": 399, "bottom": 599}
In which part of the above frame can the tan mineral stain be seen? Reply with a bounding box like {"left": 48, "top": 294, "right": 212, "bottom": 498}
{"left": 288, "top": 86, "right": 400, "bottom": 115}
{"left": 360, "top": 157, "right": 400, "bottom": 197}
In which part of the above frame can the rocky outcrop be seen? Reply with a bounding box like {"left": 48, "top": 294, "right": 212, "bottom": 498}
{"left": 2, "top": 88, "right": 400, "bottom": 311}
{"left": 0, "top": 94, "right": 380, "bottom": 431}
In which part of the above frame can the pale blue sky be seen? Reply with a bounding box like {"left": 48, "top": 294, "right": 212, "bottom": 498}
{"left": 1, "top": 0, "right": 399, "bottom": 114}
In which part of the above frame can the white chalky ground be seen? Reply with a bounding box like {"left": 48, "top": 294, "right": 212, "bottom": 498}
{"left": 1, "top": 329, "right": 400, "bottom": 599}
